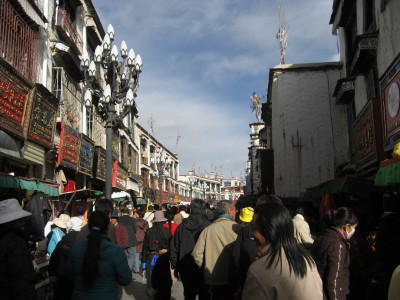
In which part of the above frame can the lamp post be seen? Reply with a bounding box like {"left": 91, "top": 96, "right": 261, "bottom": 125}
{"left": 155, "top": 149, "right": 171, "bottom": 203}
{"left": 80, "top": 24, "right": 143, "bottom": 200}
{"left": 187, "top": 170, "right": 195, "bottom": 200}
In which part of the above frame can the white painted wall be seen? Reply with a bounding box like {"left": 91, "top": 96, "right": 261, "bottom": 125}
{"left": 271, "top": 64, "right": 348, "bottom": 198}
{"left": 376, "top": 0, "right": 400, "bottom": 77}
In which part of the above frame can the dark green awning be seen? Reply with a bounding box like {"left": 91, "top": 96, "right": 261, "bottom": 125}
{"left": 0, "top": 174, "right": 59, "bottom": 197}
{"left": 304, "top": 176, "right": 373, "bottom": 201}
{"left": 374, "top": 157, "right": 400, "bottom": 187}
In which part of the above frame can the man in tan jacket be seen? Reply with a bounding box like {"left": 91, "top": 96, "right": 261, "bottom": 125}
{"left": 192, "top": 200, "right": 239, "bottom": 300}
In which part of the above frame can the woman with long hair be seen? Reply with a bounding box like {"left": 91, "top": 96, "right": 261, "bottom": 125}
{"left": 242, "top": 203, "right": 323, "bottom": 299}
{"left": 311, "top": 207, "right": 358, "bottom": 300}
{"left": 70, "top": 211, "right": 131, "bottom": 300}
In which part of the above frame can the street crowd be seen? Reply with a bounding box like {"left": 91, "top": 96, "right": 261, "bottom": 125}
{"left": 0, "top": 194, "right": 399, "bottom": 300}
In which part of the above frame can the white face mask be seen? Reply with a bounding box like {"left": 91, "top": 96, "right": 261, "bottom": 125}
{"left": 346, "top": 226, "right": 355, "bottom": 239}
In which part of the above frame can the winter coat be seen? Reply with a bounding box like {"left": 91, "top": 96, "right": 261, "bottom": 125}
{"left": 142, "top": 223, "right": 172, "bottom": 263}
{"left": 192, "top": 216, "right": 239, "bottom": 285}
{"left": 230, "top": 223, "right": 257, "bottom": 292}
{"left": 114, "top": 223, "right": 129, "bottom": 249}
{"left": 242, "top": 246, "right": 323, "bottom": 300}
{"left": 0, "top": 229, "right": 36, "bottom": 300}
{"left": 293, "top": 214, "right": 314, "bottom": 245}
{"left": 24, "top": 192, "right": 52, "bottom": 239}
{"left": 135, "top": 218, "right": 148, "bottom": 253}
{"left": 70, "top": 235, "right": 131, "bottom": 300}
{"left": 47, "top": 227, "right": 65, "bottom": 255}
{"left": 170, "top": 214, "right": 210, "bottom": 269}
{"left": 48, "top": 231, "right": 79, "bottom": 300}
{"left": 311, "top": 228, "right": 350, "bottom": 300}
{"left": 118, "top": 215, "right": 138, "bottom": 247}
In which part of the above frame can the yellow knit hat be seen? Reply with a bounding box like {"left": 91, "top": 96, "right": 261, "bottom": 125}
{"left": 239, "top": 207, "right": 254, "bottom": 223}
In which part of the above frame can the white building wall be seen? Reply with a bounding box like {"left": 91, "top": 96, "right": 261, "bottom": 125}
{"left": 376, "top": 0, "right": 400, "bottom": 77}
{"left": 271, "top": 64, "right": 348, "bottom": 198}
{"left": 354, "top": 76, "right": 369, "bottom": 115}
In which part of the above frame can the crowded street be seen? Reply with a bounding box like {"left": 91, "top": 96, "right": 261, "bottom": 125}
{"left": 1, "top": 0, "right": 400, "bottom": 299}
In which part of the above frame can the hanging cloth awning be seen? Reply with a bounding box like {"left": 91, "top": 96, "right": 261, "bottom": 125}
{"left": 303, "top": 176, "right": 373, "bottom": 201}
{"left": 0, "top": 174, "right": 60, "bottom": 197}
{"left": 374, "top": 157, "right": 400, "bottom": 187}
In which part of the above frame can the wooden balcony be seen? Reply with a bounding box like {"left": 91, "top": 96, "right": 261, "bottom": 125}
{"left": 55, "top": 9, "right": 83, "bottom": 54}
{"left": 0, "top": 0, "right": 39, "bottom": 82}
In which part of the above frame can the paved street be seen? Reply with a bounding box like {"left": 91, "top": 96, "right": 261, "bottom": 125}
{"left": 122, "top": 272, "right": 184, "bottom": 300}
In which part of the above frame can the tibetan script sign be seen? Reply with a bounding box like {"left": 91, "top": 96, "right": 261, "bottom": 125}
{"left": 27, "top": 85, "right": 58, "bottom": 148}
{"left": 79, "top": 134, "right": 95, "bottom": 176}
{"left": 94, "top": 146, "right": 106, "bottom": 181}
{"left": 353, "top": 98, "right": 383, "bottom": 170}
{"left": 58, "top": 121, "right": 81, "bottom": 170}
{"left": 0, "top": 58, "right": 32, "bottom": 137}
{"left": 112, "top": 161, "right": 127, "bottom": 190}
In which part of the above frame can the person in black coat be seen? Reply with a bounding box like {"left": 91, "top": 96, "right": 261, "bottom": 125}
{"left": 49, "top": 217, "right": 83, "bottom": 300}
{"left": 0, "top": 198, "right": 36, "bottom": 300}
{"left": 118, "top": 207, "right": 138, "bottom": 271}
{"left": 170, "top": 199, "right": 211, "bottom": 300}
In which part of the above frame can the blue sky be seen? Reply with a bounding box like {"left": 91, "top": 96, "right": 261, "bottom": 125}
{"left": 92, "top": 0, "right": 339, "bottom": 178}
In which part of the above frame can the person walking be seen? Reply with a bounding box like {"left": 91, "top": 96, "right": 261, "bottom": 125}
{"left": 142, "top": 211, "right": 172, "bottom": 299}
{"left": 77, "top": 198, "right": 116, "bottom": 243}
{"left": 144, "top": 205, "right": 155, "bottom": 229}
{"left": 230, "top": 206, "right": 256, "bottom": 299}
{"left": 49, "top": 217, "right": 83, "bottom": 300}
{"left": 170, "top": 199, "right": 211, "bottom": 300}
{"left": 293, "top": 205, "right": 314, "bottom": 248}
{"left": 110, "top": 210, "right": 129, "bottom": 249}
{"left": 192, "top": 200, "right": 239, "bottom": 300}
{"left": 47, "top": 213, "right": 70, "bottom": 256}
{"left": 118, "top": 207, "right": 138, "bottom": 271}
{"left": 311, "top": 207, "right": 358, "bottom": 300}
{"left": 134, "top": 209, "right": 149, "bottom": 274}
{"left": 0, "top": 198, "right": 36, "bottom": 300}
{"left": 70, "top": 211, "right": 131, "bottom": 300}
{"left": 242, "top": 203, "right": 323, "bottom": 300}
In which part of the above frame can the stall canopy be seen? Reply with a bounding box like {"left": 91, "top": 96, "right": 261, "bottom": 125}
{"left": 111, "top": 191, "right": 132, "bottom": 203}
{"left": 374, "top": 157, "right": 400, "bottom": 187}
{"left": 0, "top": 174, "right": 59, "bottom": 197}
{"left": 303, "top": 175, "right": 373, "bottom": 201}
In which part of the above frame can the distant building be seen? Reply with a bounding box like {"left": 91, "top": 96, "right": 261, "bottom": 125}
{"left": 220, "top": 177, "right": 245, "bottom": 200}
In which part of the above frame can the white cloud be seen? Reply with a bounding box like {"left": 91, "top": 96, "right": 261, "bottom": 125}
{"left": 92, "top": 0, "right": 338, "bottom": 178}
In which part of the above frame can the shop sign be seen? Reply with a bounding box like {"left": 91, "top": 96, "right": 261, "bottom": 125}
{"left": 94, "top": 146, "right": 106, "bottom": 181}
{"left": 353, "top": 98, "right": 384, "bottom": 170}
{"left": 0, "top": 59, "right": 32, "bottom": 137}
{"left": 382, "top": 58, "right": 400, "bottom": 148}
{"left": 79, "top": 134, "right": 95, "bottom": 176}
{"left": 27, "top": 85, "right": 58, "bottom": 148}
{"left": 112, "top": 161, "right": 127, "bottom": 190}
{"left": 58, "top": 121, "right": 81, "bottom": 170}
{"left": 112, "top": 130, "right": 120, "bottom": 160}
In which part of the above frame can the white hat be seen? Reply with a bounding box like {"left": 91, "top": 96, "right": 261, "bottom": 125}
{"left": 66, "top": 217, "right": 83, "bottom": 232}
{"left": 53, "top": 214, "right": 70, "bottom": 229}
{"left": 0, "top": 199, "right": 32, "bottom": 224}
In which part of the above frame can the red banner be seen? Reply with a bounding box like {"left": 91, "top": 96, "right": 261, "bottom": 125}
{"left": 0, "top": 59, "right": 32, "bottom": 137}
{"left": 58, "top": 121, "right": 81, "bottom": 170}
{"left": 112, "top": 161, "right": 128, "bottom": 190}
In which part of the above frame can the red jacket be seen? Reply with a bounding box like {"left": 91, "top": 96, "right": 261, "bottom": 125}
{"left": 115, "top": 223, "right": 129, "bottom": 249}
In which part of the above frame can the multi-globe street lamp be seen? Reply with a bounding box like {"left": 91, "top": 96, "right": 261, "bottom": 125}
{"left": 154, "top": 149, "right": 172, "bottom": 203}
{"left": 187, "top": 170, "right": 195, "bottom": 200}
{"left": 80, "top": 24, "right": 143, "bottom": 199}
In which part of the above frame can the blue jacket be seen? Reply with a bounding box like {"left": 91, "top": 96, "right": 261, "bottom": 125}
{"left": 47, "top": 227, "right": 65, "bottom": 255}
{"left": 70, "top": 235, "right": 132, "bottom": 300}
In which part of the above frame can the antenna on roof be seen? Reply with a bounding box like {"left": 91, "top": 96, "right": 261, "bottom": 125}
{"left": 276, "top": 0, "right": 288, "bottom": 64}
{"left": 148, "top": 115, "right": 155, "bottom": 137}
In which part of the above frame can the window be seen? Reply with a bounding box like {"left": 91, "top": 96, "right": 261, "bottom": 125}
{"left": 364, "top": 0, "right": 376, "bottom": 33}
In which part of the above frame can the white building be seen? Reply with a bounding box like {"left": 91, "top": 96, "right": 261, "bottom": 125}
{"left": 268, "top": 63, "right": 349, "bottom": 198}
{"left": 220, "top": 177, "right": 245, "bottom": 201}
